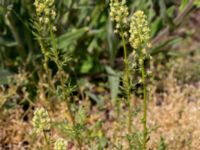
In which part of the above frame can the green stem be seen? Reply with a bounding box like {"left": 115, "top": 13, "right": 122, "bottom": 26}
{"left": 50, "top": 31, "right": 75, "bottom": 125}
{"left": 121, "top": 31, "right": 132, "bottom": 133}
{"left": 43, "top": 131, "right": 50, "bottom": 150}
{"left": 77, "top": 136, "right": 82, "bottom": 150}
{"left": 60, "top": 72, "right": 75, "bottom": 124}
{"left": 35, "top": 16, "right": 55, "bottom": 94}
{"left": 140, "top": 55, "right": 147, "bottom": 150}
{"left": 39, "top": 40, "right": 55, "bottom": 93}
{"left": 121, "top": 32, "right": 127, "bottom": 62}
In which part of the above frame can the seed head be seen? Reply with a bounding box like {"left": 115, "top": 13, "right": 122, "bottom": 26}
{"left": 129, "top": 10, "right": 150, "bottom": 49}
{"left": 32, "top": 107, "right": 51, "bottom": 135}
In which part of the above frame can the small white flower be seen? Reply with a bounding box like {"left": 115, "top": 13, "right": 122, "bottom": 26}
{"left": 109, "top": 0, "right": 129, "bottom": 33}
{"left": 44, "top": 17, "right": 49, "bottom": 24}
{"left": 34, "top": 0, "right": 57, "bottom": 32}
{"left": 53, "top": 26, "right": 57, "bottom": 31}
{"left": 129, "top": 10, "right": 150, "bottom": 49}
{"left": 32, "top": 107, "right": 51, "bottom": 135}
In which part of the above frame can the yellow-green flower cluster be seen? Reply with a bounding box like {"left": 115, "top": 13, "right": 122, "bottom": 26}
{"left": 129, "top": 10, "right": 150, "bottom": 50}
{"left": 54, "top": 138, "right": 67, "bottom": 150}
{"left": 109, "top": 0, "right": 129, "bottom": 33}
{"left": 32, "top": 107, "right": 51, "bottom": 134}
{"left": 34, "top": 0, "right": 56, "bottom": 31}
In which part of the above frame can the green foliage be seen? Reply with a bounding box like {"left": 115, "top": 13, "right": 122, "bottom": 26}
{"left": 126, "top": 132, "right": 143, "bottom": 150}
{"left": 0, "top": 0, "right": 186, "bottom": 74}
{"left": 0, "top": 0, "right": 198, "bottom": 149}
{"left": 105, "top": 66, "right": 120, "bottom": 102}
{"left": 194, "top": 0, "right": 200, "bottom": 7}
{"left": 157, "top": 137, "right": 167, "bottom": 150}
{"left": 179, "top": 0, "right": 189, "bottom": 12}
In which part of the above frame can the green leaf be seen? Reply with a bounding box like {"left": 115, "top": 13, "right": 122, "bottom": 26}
{"left": 105, "top": 66, "right": 119, "bottom": 103}
{"left": 107, "top": 19, "right": 118, "bottom": 66}
{"left": 57, "top": 27, "right": 88, "bottom": 49}
{"left": 194, "top": 0, "right": 200, "bottom": 7}
{"left": 179, "top": 0, "right": 189, "bottom": 12}
{"left": 0, "top": 37, "right": 17, "bottom": 47}
{"left": 159, "top": 0, "right": 175, "bottom": 28}
{"left": 151, "top": 37, "right": 182, "bottom": 55}
{"left": 80, "top": 56, "right": 93, "bottom": 73}
{"left": 157, "top": 137, "right": 167, "bottom": 150}
{"left": 98, "top": 137, "right": 108, "bottom": 149}
{"left": 151, "top": 18, "right": 162, "bottom": 37}
{"left": 85, "top": 91, "right": 104, "bottom": 108}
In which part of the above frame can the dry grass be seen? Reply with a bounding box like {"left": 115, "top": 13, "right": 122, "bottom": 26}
{"left": 148, "top": 70, "right": 200, "bottom": 149}
{"left": 2, "top": 57, "right": 200, "bottom": 150}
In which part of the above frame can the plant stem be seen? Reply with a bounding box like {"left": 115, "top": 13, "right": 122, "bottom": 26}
{"left": 50, "top": 27, "right": 76, "bottom": 146}
{"left": 60, "top": 72, "right": 75, "bottom": 124}
{"left": 77, "top": 136, "right": 82, "bottom": 150}
{"left": 43, "top": 131, "right": 50, "bottom": 150}
{"left": 39, "top": 40, "right": 55, "bottom": 94}
{"left": 121, "top": 31, "right": 132, "bottom": 133}
{"left": 52, "top": 41, "right": 75, "bottom": 125}
{"left": 140, "top": 55, "right": 147, "bottom": 150}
